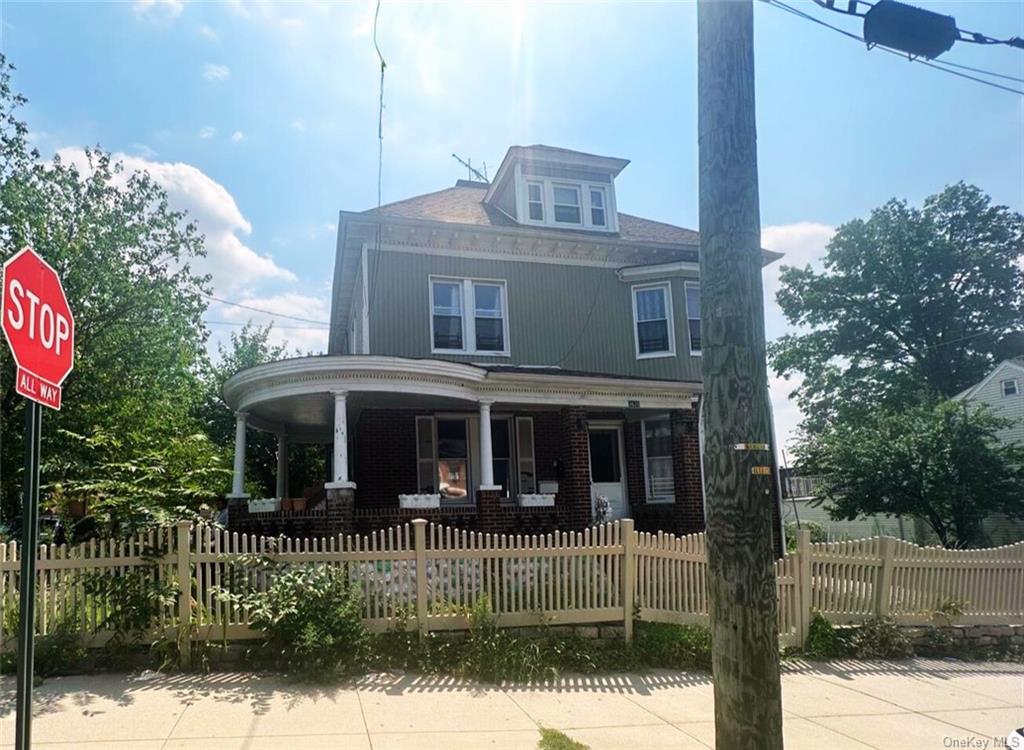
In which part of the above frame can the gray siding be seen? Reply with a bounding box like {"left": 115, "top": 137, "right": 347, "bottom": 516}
{"left": 366, "top": 247, "right": 702, "bottom": 382}
{"left": 965, "top": 362, "right": 1024, "bottom": 447}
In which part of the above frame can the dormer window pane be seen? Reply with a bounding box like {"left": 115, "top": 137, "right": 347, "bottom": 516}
{"left": 474, "top": 282, "right": 505, "bottom": 352}
{"left": 432, "top": 281, "right": 463, "bottom": 350}
{"left": 590, "top": 188, "right": 606, "bottom": 227}
{"left": 553, "top": 185, "right": 581, "bottom": 224}
{"left": 527, "top": 182, "right": 544, "bottom": 221}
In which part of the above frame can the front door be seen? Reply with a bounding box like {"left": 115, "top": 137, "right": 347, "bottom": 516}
{"left": 588, "top": 425, "right": 627, "bottom": 522}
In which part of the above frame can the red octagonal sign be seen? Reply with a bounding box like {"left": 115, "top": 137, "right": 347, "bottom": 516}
{"left": 2, "top": 247, "right": 75, "bottom": 410}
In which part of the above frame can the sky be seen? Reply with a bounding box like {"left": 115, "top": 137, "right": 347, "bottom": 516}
{"left": 2, "top": 0, "right": 1022, "bottom": 457}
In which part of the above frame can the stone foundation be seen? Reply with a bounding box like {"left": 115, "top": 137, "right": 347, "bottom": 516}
{"left": 902, "top": 623, "right": 1024, "bottom": 651}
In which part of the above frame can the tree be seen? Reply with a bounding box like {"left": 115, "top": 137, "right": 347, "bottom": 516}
{"left": 771, "top": 184, "right": 1024, "bottom": 439}
{"left": 806, "top": 401, "right": 1024, "bottom": 548}
{"left": 0, "top": 55, "right": 224, "bottom": 523}
{"left": 197, "top": 323, "right": 324, "bottom": 499}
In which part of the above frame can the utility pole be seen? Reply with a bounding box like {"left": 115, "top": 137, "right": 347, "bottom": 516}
{"left": 697, "top": 1, "right": 784, "bottom": 748}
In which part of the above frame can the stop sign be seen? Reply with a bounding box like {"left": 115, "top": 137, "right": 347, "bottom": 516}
{"left": 2, "top": 247, "right": 75, "bottom": 410}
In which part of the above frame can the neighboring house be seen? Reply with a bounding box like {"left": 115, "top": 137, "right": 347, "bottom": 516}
{"left": 953, "top": 357, "right": 1024, "bottom": 545}
{"left": 223, "top": 145, "right": 782, "bottom": 539}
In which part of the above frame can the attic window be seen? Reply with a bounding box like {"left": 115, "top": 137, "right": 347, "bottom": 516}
{"left": 527, "top": 182, "right": 544, "bottom": 221}
{"left": 590, "top": 187, "right": 607, "bottom": 227}
{"left": 552, "top": 185, "right": 581, "bottom": 224}
{"left": 1002, "top": 379, "right": 1018, "bottom": 397}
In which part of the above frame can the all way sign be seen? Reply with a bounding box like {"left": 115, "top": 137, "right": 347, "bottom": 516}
{"left": 2, "top": 247, "right": 75, "bottom": 410}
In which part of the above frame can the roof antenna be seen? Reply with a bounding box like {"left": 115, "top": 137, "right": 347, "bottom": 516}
{"left": 451, "top": 153, "right": 489, "bottom": 183}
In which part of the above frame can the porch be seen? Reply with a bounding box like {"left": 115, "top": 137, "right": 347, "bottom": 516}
{"left": 221, "top": 355, "right": 704, "bottom": 537}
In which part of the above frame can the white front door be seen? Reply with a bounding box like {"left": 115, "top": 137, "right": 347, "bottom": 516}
{"left": 588, "top": 424, "right": 627, "bottom": 522}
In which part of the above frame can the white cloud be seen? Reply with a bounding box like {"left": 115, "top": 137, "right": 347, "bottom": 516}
{"left": 198, "top": 24, "right": 218, "bottom": 40}
{"left": 761, "top": 222, "right": 834, "bottom": 341}
{"left": 198, "top": 126, "right": 216, "bottom": 139}
{"left": 202, "top": 63, "right": 231, "bottom": 82}
{"left": 230, "top": 131, "right": 245, "bottom": 143}
{"left": 214, "top": 292, "right": 331, "bottom": 353}
{"left": 131, "top": 143, "right": 158, "bottom": 158}
{"left": 55, "top": 148, "right": 296, "bottom": 295}
{"left": 132, "top": 0, "right": 183, "bottom": 21}
{"left": 761, "top": 222, "right": 835, "bottom": 460}
{"left": 291, "top": 118, "right": 306, "bottom": 133}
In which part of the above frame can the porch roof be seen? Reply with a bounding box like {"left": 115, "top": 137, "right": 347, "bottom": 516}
{"left": 223, "top": 355, "right": 700, "bottom": 440}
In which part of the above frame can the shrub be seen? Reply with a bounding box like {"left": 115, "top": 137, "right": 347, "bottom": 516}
{"left": 538, "top": 728, "right": 590, "bottom": 750}
{"left": 634, "top": 621, "right": 712, "bottom": 671}
{"left": 803, "top": 611, "right": 851, "bottom": 659}
{"left": 851, "top": 616, "right": 913, "bottom": 659}
{"left": 244, "top": 563, "right": 371, "bottom": 679}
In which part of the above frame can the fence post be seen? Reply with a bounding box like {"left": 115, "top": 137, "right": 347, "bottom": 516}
{"left": 176, "top": 521, "right": 193, "bottom": 670}
{"left": 412, "top": 519, "right": 428, "bottom": 639}
{"left": 875, "top": 536, "right": 895, "bottom": 617}
{"left": 621, "top": 518, "right": 635, "bottom": 643}
{"left": 796, "top": 529, "right": 811, "bottom": 646}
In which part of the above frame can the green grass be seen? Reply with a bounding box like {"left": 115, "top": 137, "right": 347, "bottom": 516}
{"left": 538, "top": 728, "right": 589, "bottom": 750}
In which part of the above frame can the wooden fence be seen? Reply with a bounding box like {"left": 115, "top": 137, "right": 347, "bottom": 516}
{"left": 1, "top": 520, "right": 1022, "bottom": 667}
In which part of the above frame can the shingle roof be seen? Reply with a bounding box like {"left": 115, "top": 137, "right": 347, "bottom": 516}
{"left": 364, "top": 182, "right": 700, "bottom": 246}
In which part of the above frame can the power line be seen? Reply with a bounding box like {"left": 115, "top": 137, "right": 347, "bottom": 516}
{"left": 203, "top": 319, "right": 331, "bottom": 331}
{"left": 366, "top": 0, "right": 387, "bottom": 327}
{"left": 761, "top": 0, "right": 1024, "bottom": 95}
{"left": 201, "top": 293, "right": 333, "bottom": 326}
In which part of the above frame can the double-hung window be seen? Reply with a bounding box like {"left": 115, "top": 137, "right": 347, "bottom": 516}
{"left": 642, "top": 417, "right": 674, "bottom": 503}
{"left": 430, "top": 277, "right": 509, "bottom": 356}
{"left": 527, "top": 182, "right": 544, "bottom": 221}
{"left": 1003, "top": 378, "right": 1019, "bottom": 397}
{"left": 632, "top": 282, "right": 675, "bottom": 358}
{"left": 685, "top": 282, "right": 701, "bottom": 355}
{"left": 552, "top": 185, "right": 581, "bottom": 224}
{"left": 589, "top": 187, "right": 607, "bottom": 227}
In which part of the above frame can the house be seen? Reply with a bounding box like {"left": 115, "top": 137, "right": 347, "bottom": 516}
{"left": 953, "top": 357, "right": 1024, "bottom": 545}
{"left": 223, "top": 145, "right": 782, "bottom": 539}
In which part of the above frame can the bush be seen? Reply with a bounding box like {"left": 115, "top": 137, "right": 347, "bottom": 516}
{"left": 634, "top": 621, "right": 712, "bottom": 671}
{"left": 244, "top": 563, "right": 371, "bottom": 679}
{"left": 851, "top": 616, "right": 913, "bottom": 659}
{"left": 803, "top": 611, "right": 851, "bottom": 659}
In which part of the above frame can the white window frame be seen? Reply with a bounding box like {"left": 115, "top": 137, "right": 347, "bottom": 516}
{"left": 589, "top": 186, "right": 607, "bottom": 227}
{"left": 516, "top": 175, "right": 617, "bottom": 232}
{"left": 429, "top": 276, "right": 511, "bottom": 357}
{"left": 641, "top": 416, "right": 675, "bottom": 504}
{"left": 631, "top": 281, "right": 676, "bottom": 360}
{"left": 1002, "top": 378, "right": 1019, "bottom": 397}
{"left": 684, "top": 281, "right": 701, "bottom": 356}
{"left": 515, "top": 416, "right": 537, "bottom": 495}
{"left": 526, "top": 181, "right": 545, "bottom": 222}
{"left": 551, "top": 183, "right": 582, "bottom": 225}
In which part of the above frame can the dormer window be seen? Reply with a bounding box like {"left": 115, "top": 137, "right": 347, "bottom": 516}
{"left": 552, "top": 185, "right": 581, "bottom": 224}
{"left": 527, "top": 182, "right": 544, "bottom": 221}
{"left": 590, "top": 187, "right": 607, "bottom": 227}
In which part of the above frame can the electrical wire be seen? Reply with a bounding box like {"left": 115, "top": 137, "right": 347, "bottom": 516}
{"left": 762, "top": 0, "right": 1024, "bottom": 95}
{"left": 203, "top": 319, "right": 331, "bottom": 331}
{"left": 200, "top": 293, "right": 334, "bottom": 327}
{"left": 366, "top": 0, "right": 387, "bottom": 320}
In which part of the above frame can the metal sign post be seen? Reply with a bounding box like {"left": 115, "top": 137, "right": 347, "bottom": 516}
{"left": 2, "top": 247, "right": 76, "bottom": 750}
{"left": 14, "top": 401, "right": 41, "bottom": 750}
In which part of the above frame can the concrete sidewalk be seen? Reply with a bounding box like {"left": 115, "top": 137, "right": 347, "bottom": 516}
{"left": 0, "top": 658, "right": 1020, "bottom": 749}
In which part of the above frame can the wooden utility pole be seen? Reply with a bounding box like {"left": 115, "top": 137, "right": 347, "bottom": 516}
{"left": 697, "top": 1, "right": 784, "bottom": 748}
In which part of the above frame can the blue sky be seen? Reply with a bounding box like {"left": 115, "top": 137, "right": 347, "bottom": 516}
{"left": 2, "top": 0, "right": 1022, "bottom": 452}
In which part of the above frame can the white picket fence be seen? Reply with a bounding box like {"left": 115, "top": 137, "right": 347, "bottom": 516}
{"left": 1, "top": 520, "right": 1022, "bottom": 666}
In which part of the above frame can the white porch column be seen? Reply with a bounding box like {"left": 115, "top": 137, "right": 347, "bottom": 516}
{"left": 326, "top": 390, "right": 356, "bottom": 489}
{"left": 229, "top": 411, "right": 249, "bottom": 497}
{"left": 276, "top": 433, "right": 289, "bottom": 499}
{"left": 478, "top": 400, "right": 501, "bottom": 490}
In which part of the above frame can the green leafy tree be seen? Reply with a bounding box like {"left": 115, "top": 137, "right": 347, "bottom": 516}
{"left": 771, "top": 184, "right": 1024, "bottom": 438}
{"left": 0, "top": 55, "right": 224, "bottom": 524}
{"left": 197, "top": 323, "right": 325, "bottom": 498}
{"left": 806, "top": 401, "right": 1024, "bottom": 548}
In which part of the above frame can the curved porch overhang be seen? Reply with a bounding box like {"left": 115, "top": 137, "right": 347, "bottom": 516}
{"left": 222, "top": 354, "right": 701, "bottom": 440}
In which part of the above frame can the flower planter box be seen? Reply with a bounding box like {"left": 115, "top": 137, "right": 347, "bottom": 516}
{"left": 517, "top": 493, "right": 555, "bottom": 508}
{"left": 248, "top": 498, "right": 281, "bottom": 513}
{"left": 398, "top": 493, "right": 441, "bottom": 509}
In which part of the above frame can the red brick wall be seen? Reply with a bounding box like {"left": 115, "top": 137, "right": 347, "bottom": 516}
{"left": 559, "top": 406, "right": 592, "bottom": 530}
{"left": 353, "top": 408, "right": 423, "bottom": 507}
{"left": 671, "top": 406, "right": 705, "bottom": 535}
{"left": 624, "top": 421, "right": 646, "bottom": 512}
